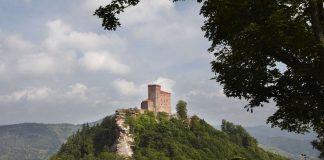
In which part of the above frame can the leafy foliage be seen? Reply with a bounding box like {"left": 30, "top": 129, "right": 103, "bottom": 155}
{"left": 50, "top": 116, "right": 121, "bottom": 160}
{"left": 51, "top": 110, "right": 287, "bottom": 160}
{"left": 198, "top": 0, "right": 324, "bottom": 136}
{"left": 94, "top": 0, "right": 140, "bottom": 30}
{"left": 130, "top": 112, "right": 280, "bottom": 160}
{"left": 176, "top": 100, "right": 188, "bottom": 120}
{"left": 221, "top": 120, "right": 258, "bottom": 150}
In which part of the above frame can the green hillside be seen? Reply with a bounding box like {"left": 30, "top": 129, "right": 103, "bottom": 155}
{"left": 51, "top": 111, "right": 288, "bottom": 160}
{"left": 0, "top": 123, "right": 79, "bottom": 160}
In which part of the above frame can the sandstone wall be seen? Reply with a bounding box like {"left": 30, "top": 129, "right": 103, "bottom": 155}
{"left": 158, "top": 91, "right": 171, "bottom": 114}
{"left": 112, "top": 109, "right": 137, "bottom": 157}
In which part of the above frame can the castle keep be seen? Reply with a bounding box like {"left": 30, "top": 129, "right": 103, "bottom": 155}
{"left": 141, "top": 84, "right": 171, "bottom": 114}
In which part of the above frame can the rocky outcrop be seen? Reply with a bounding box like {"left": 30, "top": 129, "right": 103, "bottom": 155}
{"left": 112, "top": 108, "right": 139, "bottom": 157}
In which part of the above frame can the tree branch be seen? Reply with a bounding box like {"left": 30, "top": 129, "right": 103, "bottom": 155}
{"left": 268, "top": 50, "right": 316, "bottom": 77}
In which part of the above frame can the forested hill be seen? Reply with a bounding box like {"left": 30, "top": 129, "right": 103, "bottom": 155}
{"left": 51, "top": 110, "right": 288, "bottom": 160}
{"left": 0, "top": 123, "right": 79, "bottom": 160}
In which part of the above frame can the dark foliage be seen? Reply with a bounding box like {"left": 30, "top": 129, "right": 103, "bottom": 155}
{"left": 51, "top": 111, "right": 287, "bottom": 160}
{"left": 176, "top": 100, "right": 188, "bottom": 120}
{"left": 50, "top": 116, "right": 119, "bottom": 160}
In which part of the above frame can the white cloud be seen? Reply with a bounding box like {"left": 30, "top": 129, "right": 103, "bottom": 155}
{"left": 65, "top": 83, "right": 88, "bottom": 100}
{"left": 113, "top": 77, "right": 175, "bottom": 97}
{"left": 113, "top": 79, "right": 145, "bottom": 96}
{"left": 211, "top": 89, "right": 226, "bottom": 98}
{"left": 151, "top": 77, "right": 175, "bottom": 93}
{"left": 17, "top": 54, "right": 57, "bottom": 75}
{"left": 120, "top": 0, "right": 174, "bottom": 26}
{"left": 0, "top": 19, "right": 128, "bottom": 76}
{"left": 44, "top": 20, "right": 126, "bottom": 53}
{"left": 44, "top": 20, "right": 72, "bottom": 51}
{"left": 131, "top": 22, "right": 199, "bottom": 44}
{"left": 110, "top": 0, "right": 201, "bottom": 46}
{"left": 0, "top": 86, "right": 53, "bottom": 102}
{"left": 82, "top": 0, "right": 112, "bottom": 11}
{"left": 0, "top": 83, "right": 89, "bottom": 103}
{"left": 2, "top": 34, "right": 35, "bottom": 54}
{"left": 185, "top": 89, "right": 226, "bottom": 99}
{"left": 16, "top": 50, "right": 76, "bottom": 75}
{"left": 43, "top": 19, "right": 128, "bottom": 75}
{"left": 80, "top": 51, "right": 129, "bottom": 74}
{"left": 0, "top": 62, "right": 6, "bottom": 74}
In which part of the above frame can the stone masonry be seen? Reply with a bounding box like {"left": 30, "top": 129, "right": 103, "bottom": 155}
{"left": 141, "top": 84, "right": 171, "bottom": 114}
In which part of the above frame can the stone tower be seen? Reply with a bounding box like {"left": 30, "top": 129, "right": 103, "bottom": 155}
{"left": 141, "top": 84, "right": 171, "bottom": 114}
{"left": 148, "top": 85, "right": 160, "bottom": 112}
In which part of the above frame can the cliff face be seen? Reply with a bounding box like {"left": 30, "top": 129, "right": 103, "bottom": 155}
{"left": 112, "top": 109, "right": 135, "bottom": 157}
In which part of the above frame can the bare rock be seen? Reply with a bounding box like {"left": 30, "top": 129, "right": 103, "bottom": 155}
{"left": 112, "top": 108, "right": 137, "bottom": 157}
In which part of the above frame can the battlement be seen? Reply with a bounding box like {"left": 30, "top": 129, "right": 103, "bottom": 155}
{"left": 148, "top": 84, "right": 161, "bottom": 87}
{"left": 141, "top": 84, "right": 171, "bottom": 114}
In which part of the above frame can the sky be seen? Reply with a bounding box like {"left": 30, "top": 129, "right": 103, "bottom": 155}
{"left": 0, "top": 0, "right": 278, "bottom": 126}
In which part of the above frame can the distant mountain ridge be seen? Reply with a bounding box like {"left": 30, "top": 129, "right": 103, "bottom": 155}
{"left": 245, "top": 126, "right": 319, "bottom": 159}
{"left": 0, "top": 123, "right": 80, "bottom": 160}
{"left": 214, "top": 125, "right": 320, "bottom": 159}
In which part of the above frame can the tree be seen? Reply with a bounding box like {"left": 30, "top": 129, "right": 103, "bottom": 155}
{"left": 176, "top": 100, "right": 188, "bottom": 120}
{"left": 94, "top": 0, "right": 324, "bottom": 157}
{"left": 221, "top": 119, "right": 258, "bottom": 150}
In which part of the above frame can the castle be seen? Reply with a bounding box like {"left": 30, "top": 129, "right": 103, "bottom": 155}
{"left": 141, "top": 84, "right": 171, "bottom": 114}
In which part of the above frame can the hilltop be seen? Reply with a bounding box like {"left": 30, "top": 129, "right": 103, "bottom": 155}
{"left": 50, "top": 108, "right": 288, "bottom": 160}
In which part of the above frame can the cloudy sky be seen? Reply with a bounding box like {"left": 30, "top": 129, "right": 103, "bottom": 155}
{"left": 0, "top": 0, "right": 277, "bottom": 126}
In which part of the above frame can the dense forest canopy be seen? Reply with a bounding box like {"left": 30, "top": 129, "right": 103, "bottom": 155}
{"left": 94, "top": 0, "right": 324, "bottom": 157}
{"left": 51, "top": 104, "right": 288, "bottom": 160}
